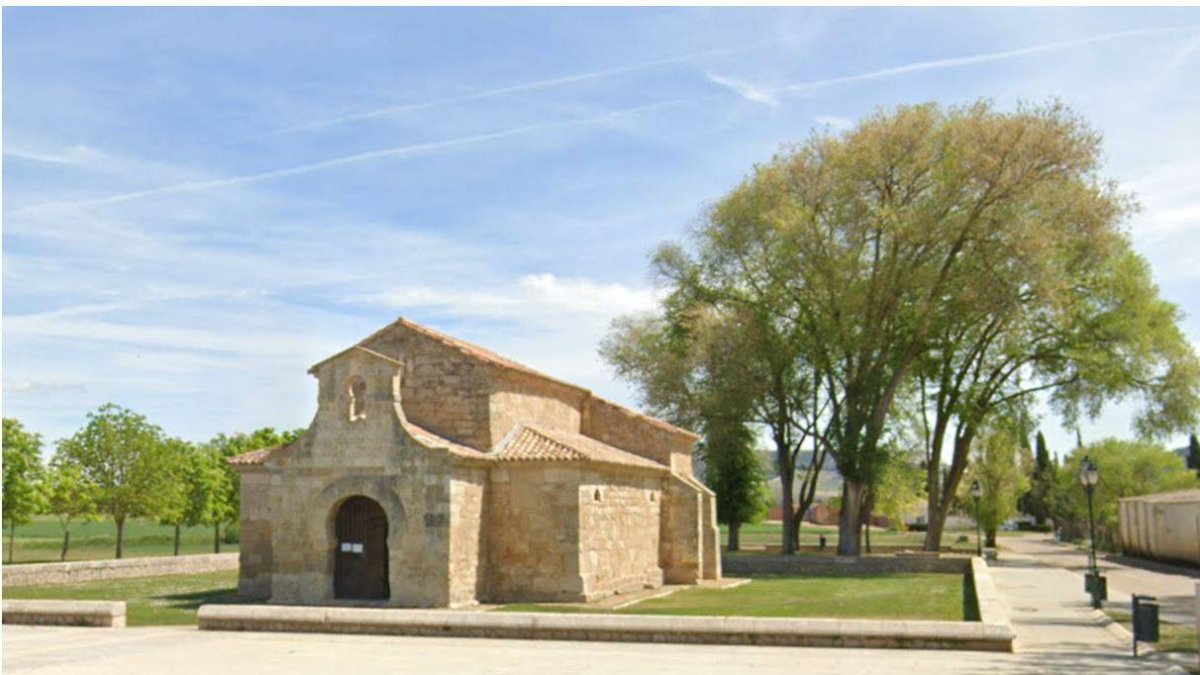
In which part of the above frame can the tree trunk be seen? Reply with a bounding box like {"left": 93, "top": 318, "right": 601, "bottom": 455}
{"left": 728, "top": 521, "right": 741, "bottom": 552}
{"left": 985, "top": 527, "right": 997, "bottom": 549}
{"left": 213, "top": 523, "right": 221, "bottom": 554}
{"left": 788, "top": 516, "right": 802, "bottom": 552}
{"left": 861, "top": 488, "right": 877, "bottom": 554}
{"left": 174, "top": 524, "right": 181, "bottom": 556}
{"left": 837, "top": 481, "right": 864, "bottom": 556}
{"left": 779, "top": 457, "right": 796, "bottom": 555}
{"left": 7, "top": 521, "right": 16, "bottom": 564}
{"left": 922, "top": 430, "right": 975, "bottom": 551}
{"left": 61, "top": 529, "right": 70, "bottom": 562}
{"left": 924, "top": 509, "right": 947, "bottom": 552}
{"left": 115, "top": 517, "right": 125, "bottom": 559}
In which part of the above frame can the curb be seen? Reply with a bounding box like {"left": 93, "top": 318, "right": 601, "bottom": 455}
{"left": 198, "top": 603, "right": 1015, "bottom": 652}
{"left": 2, "top": 599, "right": 126, "bottom": 627}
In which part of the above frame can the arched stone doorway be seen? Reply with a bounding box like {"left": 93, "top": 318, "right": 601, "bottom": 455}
{"left": 333, "top": 496, "right": 390, "bottom": 600}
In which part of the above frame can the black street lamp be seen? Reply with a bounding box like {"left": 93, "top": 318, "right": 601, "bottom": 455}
{"left": 970, "top": 479, "right": 983, "bottom": 557}
{"left": 1079, "top": 456, "right": 1102, "bottom": 609}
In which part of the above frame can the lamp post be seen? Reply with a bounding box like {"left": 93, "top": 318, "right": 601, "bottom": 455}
{"left": 1079, "top": 456, "right": 1102, "bottom": 609}
{"left": 970, "top": 479, "right": 983, "bottom": 557}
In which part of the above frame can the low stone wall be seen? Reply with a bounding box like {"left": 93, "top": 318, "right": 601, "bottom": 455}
{"left": 970, "top": 558, "right": 1011, "bottom": 630}
{"left": 198, "top": 604, "right": 1013, "bottom": 652}
{"left": 2, "top": 600, "right": 126, "bottom": 627}
{"left": 722, "top": 554, "right": 970, "bottom": 576}
{"left": 2, "top": 553, "right": 238, "bottom": 587}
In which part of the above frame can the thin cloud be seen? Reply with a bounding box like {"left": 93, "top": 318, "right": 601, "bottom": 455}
{"left": 349, "top": 273, "right": 659, "bottom": 322}
{"left": 14, "top": 24, "right": 1198, "bottom": 218}
{"left": 1147, "top": 31, "right": 1200, "bottom": 92}
{"left": 264, "top": 39, "right": 786, "bottom": 137}
{"left": 778, "top": 24, "right": 1200, "bottom": 96}
{"left": 9, "top": 96, "right": 703, "bottom": 215}
{"left": 705, "top": 73, "right": 779, "bottom": 107}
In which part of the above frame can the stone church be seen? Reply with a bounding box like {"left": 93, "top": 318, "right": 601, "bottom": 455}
{"left": 230, "top": 318, "right": 720, "bottom": 607}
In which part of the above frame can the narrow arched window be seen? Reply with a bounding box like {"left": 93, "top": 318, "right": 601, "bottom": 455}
{"left": 593, "top": 489, "right": 602, "bottom": 502}
{"left": 347, "top": 376, "right": 367, "bottom": 421}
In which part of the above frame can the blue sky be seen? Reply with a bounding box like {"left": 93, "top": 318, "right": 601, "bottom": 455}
{"left": 4, "top": 7, "right": 1200, "bottom": 457}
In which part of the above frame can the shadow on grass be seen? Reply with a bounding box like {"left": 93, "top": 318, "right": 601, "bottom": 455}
{"left": 158, "top": 586, "right": 247, "bottom": 612}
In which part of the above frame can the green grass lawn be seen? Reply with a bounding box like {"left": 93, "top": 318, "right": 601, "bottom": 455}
{"left": 1107, "top": 609, "right": 1198, "bottom": 654}
{"left": 502, "top": 573, "right": 968, "bottom": 621}
{"left": 3, "top": 515, "right": 237, "bottom": 564}
{"left": 721, "top": 521, "right": 992, "bottom": 553}
{"left": 3, "top": 570, "right": 243, "bottom": 625}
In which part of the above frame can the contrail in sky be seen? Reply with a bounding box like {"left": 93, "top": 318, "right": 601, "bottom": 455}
{"left": 11, "top": 23, "right": 1199, "bottom": 215}
{"left": 775, "top": 24, "right": 1200, "bottom": 95}
{"left": 260, "top": 39, "right": 787, "bottom": 137}
{"left": 8, "top": 97, "right": 704, "bottom": 214}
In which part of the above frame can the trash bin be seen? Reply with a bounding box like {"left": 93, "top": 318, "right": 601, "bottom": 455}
{"left": 1134, "top": 595, "right": 1159, "bottom": 642}
{"left": 1132, "top": 594, "right": 1160, "bottom": 657}
{"left": 1085, "top": 572, "right": 1108, "bottom": 600}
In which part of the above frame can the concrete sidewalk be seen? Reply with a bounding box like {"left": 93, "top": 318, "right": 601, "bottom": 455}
{"left": 989, "top": 536, "right": 1195, "bottom": 673}
{"left": 1001, "top": 535, "right": 1199, "bottom": 623}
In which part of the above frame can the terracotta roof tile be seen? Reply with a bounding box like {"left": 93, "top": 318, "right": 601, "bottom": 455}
{"left": 492, "top": 424, "right": 667, "bottom": 472}
{"left": 227, "top": 444, "right": 284, "bottom": 466}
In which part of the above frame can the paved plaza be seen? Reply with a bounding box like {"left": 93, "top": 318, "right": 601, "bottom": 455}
{"left": 3, "top": 536, "right": 1194, "bottom": 674}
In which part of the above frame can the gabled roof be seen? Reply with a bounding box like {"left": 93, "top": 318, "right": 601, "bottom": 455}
{"left": 307, "top": 345, "right": 404, "bottom": 375}
{"left": 228, "top": 442, "right": 292, "bottom": 467}
{"left": 359, "top": 317, "right": 700, "bottom": 441}
{"left": 492, "top": 424, "right": 667, "bottom": 472}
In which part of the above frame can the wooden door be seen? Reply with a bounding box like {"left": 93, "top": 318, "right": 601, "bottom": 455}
{"left": 333, "top": 496, "right": 390, "bottom": 600}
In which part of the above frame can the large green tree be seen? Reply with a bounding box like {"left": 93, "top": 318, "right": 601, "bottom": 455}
{"left": 205, "top": 427, "right": 304, "bottom": 550}
{"left": 55, "top": 404, "right": 175, "bottom": 558}
{"left": 653, "top": 101, "right": 1199, "bottom": 555}
{"left": 962, "top": 426, "right": 1031, "bottom": 548}
{"left": 602, "top": 307, "right": 828, "bottom": 555}
{"left": 40, "top": 458, "right": 100, "bottom": 561}
{"left": 699, "top": 418, "right": 771, "bottom": 552}
{"left": 1188, "top": 433, "right": 1199, "bottom": 477}
{"left": 1020, "top": 431, "right": 1056, "bottom": 526}
{"left": 3, "top": 418, "right": 44, "bottom": 563}
{"left": 1052, "top": 439, "right": 1198, "bottom": 549}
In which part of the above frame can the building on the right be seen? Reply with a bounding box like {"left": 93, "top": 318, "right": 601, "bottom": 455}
{"left": 1118, "top": 489, "right": 1200, "bottom": 566}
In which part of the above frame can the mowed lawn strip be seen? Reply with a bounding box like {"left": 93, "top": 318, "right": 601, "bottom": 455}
{"left": 4, "top": 515, "right": 237, "bottom": 564}
{"left": 503, "top": 573, "right": 965, "bottom": 621}
{"left": 3, "top": 569, "right": 242, "bottom": 626}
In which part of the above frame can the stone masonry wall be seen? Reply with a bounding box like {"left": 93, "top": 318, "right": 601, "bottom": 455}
{"left": 3, "top": 554, "right": 237, "bottom": 588}
{"left": 660, "top": 473, "right": 703, "bottom": 584}
{"left": 721, "top": 555, "right": 970, "bottom": 576}
{"left": 488, "top": 382, "right": 583, "bottom": 444}
{"left": 581, "top": 398, "right": 697, "bottom": 477}
{"left": 237, "top": 467, "right": 274, "bottom": 598}
{"left": 266, "top": 349, "right": 455, "bottom": 607}
{"left": 448, "top": 466, "right": 487, "bottom": 607}
{"left": 485, "top": 464, "right": 584, "bottom": 602}
{"left": 577, "top": 467, "right": 663, "bottom": 599}
{"left": 361, "top": 327, "right": 494, "bottom": 450}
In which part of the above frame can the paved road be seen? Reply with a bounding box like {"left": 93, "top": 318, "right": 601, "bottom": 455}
{"left": 1001, "top": 535, "right": 1199, "bottom": 623}
{"left": 0, "top": 625, "right": 1025, "bottom": 675}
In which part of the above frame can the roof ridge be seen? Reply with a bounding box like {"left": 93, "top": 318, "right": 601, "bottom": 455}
{"left": 360, "top": 317, "right": 700, "bottom": 442}
{"left": 364, "top": 317, "right": 588, "bottom": 394}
